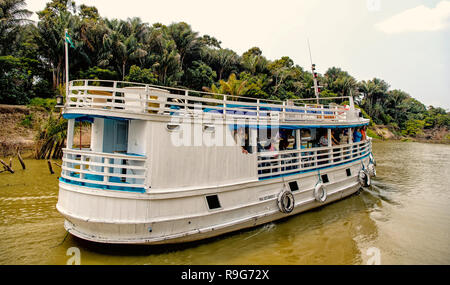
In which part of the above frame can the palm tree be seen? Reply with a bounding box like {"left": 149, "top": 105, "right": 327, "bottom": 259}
{"left": 204, "top": 73, "right": 249, "bottom": 101}
{"left": 167, "top": 22, "right": 201, "bottom": 69}
{"left": 0, "top": 0, "right": 32, "bottom": 55}
{"left": 205, "top": 48, "right": 240, "bottom": 80}
{"left": 36, "top": 10, "right": 78, "bottom": 89}
{"left": 358, "top": 78, "right": 390, "bottom": 119}
{"left": 142, "top": 24, "right": 183, "bottom": 86}
{"left": 100, "top": 18, "right": 147, "bottom": 80}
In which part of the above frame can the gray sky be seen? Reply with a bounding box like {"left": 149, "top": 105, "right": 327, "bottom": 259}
{"left": 26, "top": 0, "right": 450, "bottom": 110}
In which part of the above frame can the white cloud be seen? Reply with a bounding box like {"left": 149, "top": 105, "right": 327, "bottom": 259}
{"left": 375, "top": 1, "right": 450, "bottom": 34}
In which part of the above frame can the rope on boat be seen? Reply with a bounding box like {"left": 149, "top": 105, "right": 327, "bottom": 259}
{"left": 50, "top": 231, "right": 70, "bottom": 248}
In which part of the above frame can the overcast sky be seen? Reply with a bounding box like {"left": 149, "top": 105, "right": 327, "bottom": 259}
{"left": 25, "top": 0, "right": 450, "bottom": 110}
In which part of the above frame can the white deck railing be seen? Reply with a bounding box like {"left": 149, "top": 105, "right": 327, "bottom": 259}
{"left": 66, "top": 80, "right": 362, "bottom": 123}
{"left": 60, "top": 148, "right": 148, "bottom": 192}
{"left": 257, "top": 140, "right": 371, "bottom": 179}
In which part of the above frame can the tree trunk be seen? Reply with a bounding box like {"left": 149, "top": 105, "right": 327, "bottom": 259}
{"left": 122, "top": 61, "right": 126, "bottom": 80}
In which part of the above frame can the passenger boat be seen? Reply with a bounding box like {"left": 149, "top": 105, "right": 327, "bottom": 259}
{"left": 56, "top": 78, "right": 376, "bottom": 244}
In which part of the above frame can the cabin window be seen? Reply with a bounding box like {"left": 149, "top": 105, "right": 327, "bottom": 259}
{"left": 346, "top": 168, "right": 352, "bottom": 177}
{"left": 288, "top": 181, "right": 299, "bottom": 192}
{"left": 321, "top": 174, "right": 330, "bottom": 183}
{"left": 279, "top": 129, "right": 296, "bottom": 151}
{"left": 257, "top": 127, "right": 279, "bottom": 152}
{"left": 206, "top": 194, "right": 221, "bottom": 210}
{"left": 233, "top": 126, "right": 253, "bottom": 154}
{"left": 71, "top": 119, "right": 92, "bottom": 150}
{"left": 166, "top": 123, "right": 180, "bottom": 131}
{"left": 203, "top": 124, "right": 215, "bottom": 132}
{"left": 300, "top": 128, "right": 315, "bottom": 149}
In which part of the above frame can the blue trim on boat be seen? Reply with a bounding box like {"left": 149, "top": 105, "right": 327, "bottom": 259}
{"left": 59, "top": 177, "right": 146, "bottom": 193}
{"left": 229, "top": 123, "right": 369, "bottom": 130}
{"left": 258, "top": 153, "right": 370, "bottom": 181}
{"left": 63, "top": 113, "right": 133, "bottom": 121}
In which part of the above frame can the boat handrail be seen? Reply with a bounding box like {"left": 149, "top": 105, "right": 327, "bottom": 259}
{"left": 63, "top": 148, "right": 147, "bottom": 161}
{"left": 257, "top": 139, "right": 369, "bottom": 158}
{"left": 257, "top": 140, "right": 371, "bottom": 179}
{"left": 66, "top": 79, "right": 363, "bottom": 123}
{"left": 60, "top": 148, "right": 148, "bottom": 192}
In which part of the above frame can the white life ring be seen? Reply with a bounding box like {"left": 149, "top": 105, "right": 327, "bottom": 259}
{"left": 277, "top": 189, "right": 295, "bottom": 214}
{"left": 314, "top": 183, "right": 327, "bottom": 203}
{"left": 368, "top": 163, "right": 376, "bottom": 177}
{"left": 358, "top": 170, "right": 371, "bottom": 187}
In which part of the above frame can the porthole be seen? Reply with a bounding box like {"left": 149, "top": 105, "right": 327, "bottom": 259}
{"left": 346, "top": 168, "right": 352, "bottom": 177}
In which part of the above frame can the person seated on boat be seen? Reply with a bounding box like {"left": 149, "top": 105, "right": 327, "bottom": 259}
{"left": 361, "top": 126, "right": 367, "bottom": 141}
{"left": 340, "top": 129, "right": 349, "bottom": 144}
{"left": 287, "top": 134, "right": 295, "bottom": 149}
{"left": 319, "top": 132, "right": 328, "bottom": 147}
{"left": 331, "top": 130, "right": 339, "bottom": 145}
{"left": 317, "top": 132, "right": 330, "bottom": 165}
{"left": 234, "top": 127, "right": 250, "bottom": 154}
{"left": 353, "top": 128, "right": 362, "bottom": 143}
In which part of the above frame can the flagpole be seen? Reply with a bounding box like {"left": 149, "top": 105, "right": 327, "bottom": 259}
{"left": 65, "top": 28, "right": 69, "bottom": 101}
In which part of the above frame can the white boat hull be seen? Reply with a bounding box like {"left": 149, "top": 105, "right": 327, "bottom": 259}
{"left": 56, "top": 157, "right": 368, "bottom": 245}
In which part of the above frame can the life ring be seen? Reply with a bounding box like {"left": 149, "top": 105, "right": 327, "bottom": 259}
{"left": 277, "top": 189, "right": 295, "bottom": 214}
{"left": 358, "top": 170, "right": 371, "bottom": 187}
{"left": 314, "top": 183, "right": 327, "bottom": 203}
{"left": 368, "top": 163, "right": 376, "bottom": 177}
{"left": 369, "top": 153, "right": 376, "bottom": 166}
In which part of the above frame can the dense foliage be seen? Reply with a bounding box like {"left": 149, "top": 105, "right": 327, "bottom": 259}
{"left": 1, "top": 0, "right": 449, "bottom": 136}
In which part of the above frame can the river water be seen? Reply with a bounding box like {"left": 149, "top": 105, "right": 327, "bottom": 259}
{"left": 0, "top": 141, "right": 449, "bottom": 265}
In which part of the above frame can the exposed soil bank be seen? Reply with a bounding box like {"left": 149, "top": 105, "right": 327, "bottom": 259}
{"left": 368, "top": 125, "right": 450, "bottom": 144}
{"left": 0, "top": 105, "right": 90, "bottom": 158}
{"left": 0, "top": 105, "right": 37, "bottom": 157}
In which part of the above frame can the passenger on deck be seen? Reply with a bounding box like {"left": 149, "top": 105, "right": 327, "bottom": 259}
{"left": 361, "top": 126, "right": 367, "bottom": 141}
{"left": 331, "top": 130, "right": 339, "bottom": 145}
{"left": 353, "top": 128, "right": 362, "bottom": 143}
{"left": 340, "top": 129, "right": 349, "bottom": 144}
{"left": 319, "top": 133, "right": 328, "bottom": 147}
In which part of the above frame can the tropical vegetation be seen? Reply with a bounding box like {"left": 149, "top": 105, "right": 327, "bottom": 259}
{"left": 1, "top": 0, "right": 449, "bottom": 143}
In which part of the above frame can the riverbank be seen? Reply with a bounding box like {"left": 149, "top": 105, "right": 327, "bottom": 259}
{"left": 0, "top": 104, "right": 92, "bottom": 158}
{"left": 0, "top": 105, "right": 39, "bottom": 157}
{"left": 368, "top": 125, "right": 450, "bottom": 144}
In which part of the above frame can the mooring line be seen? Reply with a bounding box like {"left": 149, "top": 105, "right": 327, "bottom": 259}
{"left": 51, "top": 230, "right": 69, "bottom": 248}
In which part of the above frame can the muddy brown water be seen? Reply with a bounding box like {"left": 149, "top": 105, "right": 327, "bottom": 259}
{"left": 0, "top": 141, "right": 449, "bottom": 264}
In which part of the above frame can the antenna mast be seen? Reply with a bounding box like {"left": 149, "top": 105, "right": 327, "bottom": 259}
{"left": 308, "top": 39, "right": 321, "bottom": 104}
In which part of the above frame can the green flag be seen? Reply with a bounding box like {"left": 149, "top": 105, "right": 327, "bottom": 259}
{"left": 65, "top": 31, "right": 75, "bottom": 48}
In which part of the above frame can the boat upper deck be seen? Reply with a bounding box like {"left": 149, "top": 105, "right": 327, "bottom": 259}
{"left": 64, "top": 79, "right": 369, "bottom": 126}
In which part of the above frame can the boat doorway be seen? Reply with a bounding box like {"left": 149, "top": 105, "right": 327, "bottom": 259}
{"left": 103, "top": 119, "right": 129, "bottom": 154}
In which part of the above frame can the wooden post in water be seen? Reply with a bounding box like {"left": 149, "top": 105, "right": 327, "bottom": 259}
{"left": 17, "top": 150, "right": 26, "bottom": 170}
{"left": 47, "top": 160, "right": 54, "bottom": 174}
{"left": 0, "top": 159, "right": 14, "bottom": 173}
